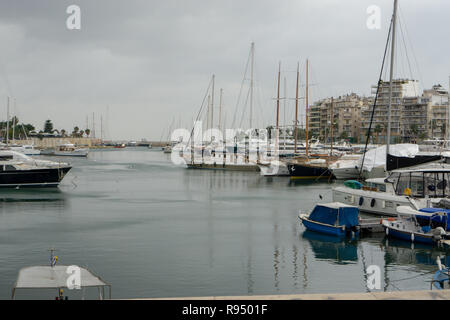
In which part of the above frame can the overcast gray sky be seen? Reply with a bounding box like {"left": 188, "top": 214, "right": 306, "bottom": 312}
{"left": 0, "top": 0, "right": 449, "bottom": 140}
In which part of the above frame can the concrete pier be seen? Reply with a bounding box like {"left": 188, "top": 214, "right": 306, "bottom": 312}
{"left": 141, "top": 290, "right": 450, "bottom": 300}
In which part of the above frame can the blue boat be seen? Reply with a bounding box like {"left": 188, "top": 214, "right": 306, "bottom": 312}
{"left": 382, "top": 206, "right": 447, "bottom": 245}
{"left": 418, "top": 208, "right": 450, "bottom": 231}
{"left": 299, "top": 202, "right": 359, "bottom": 237}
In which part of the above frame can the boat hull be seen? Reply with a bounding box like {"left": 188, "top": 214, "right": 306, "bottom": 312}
{"left": 0, "top": 166, "right": 72, "bottom": 188}
{"left": 383, "top": 224, "right": 435, "bottom": 245}
{"left": 332, "top": 186, "right": 425, "bottom": 216}
{"left": 287, "top": 163, "right": 333, "bottom": 180}
{"left": 301, "top": 217, "right": 346, "bottom": 237}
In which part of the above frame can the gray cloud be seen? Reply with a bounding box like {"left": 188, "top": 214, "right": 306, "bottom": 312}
{"left": 0, "top": 0, "right": 449, "bottom": 139}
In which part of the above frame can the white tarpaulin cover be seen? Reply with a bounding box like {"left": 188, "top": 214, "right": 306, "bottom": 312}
{"left": 358, "top": 144, "right": 419, "bottom": 171}
{"left": 14, "top": 265, "right": 107, "bottom": 289}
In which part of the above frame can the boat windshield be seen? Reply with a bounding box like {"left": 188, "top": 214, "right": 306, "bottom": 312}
{"left": 392, "top": 171, "right": 450, "bottom": 198}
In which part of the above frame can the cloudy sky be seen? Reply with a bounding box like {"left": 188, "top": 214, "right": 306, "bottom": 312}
{"left": 0, "top": 0, "right": 449, "bottom": 140}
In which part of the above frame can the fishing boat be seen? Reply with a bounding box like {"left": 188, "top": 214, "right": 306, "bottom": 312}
{"left": 54, "top": 144, "right": 88, "bottom": 157}
{"left": 0, "top": 150, "right": 71, "bottom": 188}
{"left": 298, "top": 202, "right": 360, "bottom": 237}
{"left": 381, "top": 206, "right": 447, "bottom": 245}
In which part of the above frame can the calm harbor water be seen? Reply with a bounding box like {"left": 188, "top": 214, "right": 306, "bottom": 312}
{"left": 0, "top": 148, "right": 446, "bottom": 299}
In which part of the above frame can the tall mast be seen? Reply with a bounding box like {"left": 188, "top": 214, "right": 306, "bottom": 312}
{"left": 211, "top": 74, "right": 215, "bottom": 132}
{"left": 276, "top": 62, "right": 281, "bottom": 154}
{"left": 218, "top": 88, "right": 223, "bottom": 132}
{"left": 447, "top": 75, "right": 450, "bottom": 141}
{"left": 283, "top": 76, "right": 287, "bottom": 149}
{"left": 12, "top": 98, "right": 16, "bottom": 143}
{"left": 249, "top": 42, "right": 254, "bottom": 129}
{"left": 386, "top": 0, "right": 398, "bottom": 162}
{"left": 6, "top": 96, "right": 9, "bottom": 145}
{"left": 330, "top": 97, "right": 334, "bottom": 156}
{"left": 294, "top": 62, "right": 299, "bottom": 154}
{"left": 306, "top": 59, "right": 309, "bottom": 157}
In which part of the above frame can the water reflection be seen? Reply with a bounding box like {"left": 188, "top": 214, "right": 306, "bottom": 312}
{"left": 0, "top": 188, "right": 67, "bottom": 209}
{"left": 302, "top": 231, "right": 358, "bottom": 264}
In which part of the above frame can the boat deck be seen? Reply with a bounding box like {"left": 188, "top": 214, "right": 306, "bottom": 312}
{"left": 359, "top": 218, "right": 385, "bottom": 233}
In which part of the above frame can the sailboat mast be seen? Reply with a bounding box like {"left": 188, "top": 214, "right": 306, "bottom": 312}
{"left": 211, "top": 74, "right": 215, "bottom": 132}
{"left": 6, "top": 96, "right": 9, "bottom": 146}
{"left": 330, "top": 97, "right": 334, "bottom": 156}
{"left": 386, "top": 0, "right": 398, "bottom": 161}
{"left": 294, "top": 62, "right": 299, "bottom": 154}
{"left": 12, "top": 99, "right": 16, "bottom": 143}
{"left": 306, "top": 59, "right": 309, "bottom": 157}
{"left": 249, "top": 42, "right": 254, "bottom": 129}
{"left": 276, "top": 62, "right": 281, "bottom": 154}
{"left": 218, "top": 88, "right": 223, "bottom": 132}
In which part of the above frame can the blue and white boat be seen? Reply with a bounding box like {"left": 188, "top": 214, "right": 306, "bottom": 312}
{"left": 299, "top": 202, "right": 360, "bottom": 237}
{"left": 382, "top": 206, "right": 447, "bottom": 245}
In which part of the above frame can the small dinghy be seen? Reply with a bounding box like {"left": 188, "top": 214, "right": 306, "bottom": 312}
{"left": 382, "top": 206, "right": 447, "bottom": 245}
{"left": 431, "top": 256, "right": 450, "bottom": 290}
{"left": 298, "top": 202, "right": 360, "bottom": 237}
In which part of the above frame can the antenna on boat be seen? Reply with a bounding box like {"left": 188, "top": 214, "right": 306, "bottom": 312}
{"left": 275, "top": 61, "right": 281, "bottom": 157}
{"left": 49, "top": 248, "right": 58, "bottom": 268}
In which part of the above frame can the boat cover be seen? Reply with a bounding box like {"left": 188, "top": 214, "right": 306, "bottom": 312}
{"left": 358, "top": 144, "right": 419, "bottom": 171}
{"left": 309, "top": 203, "right": 359, "bottom": 228}
{"left": 13, "top": 265, "right": 108, "bottom": 289}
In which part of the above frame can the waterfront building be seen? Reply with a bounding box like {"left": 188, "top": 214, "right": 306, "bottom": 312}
{"left": 361, "top": 79, "right": 420, "bottom": 143}
{"left": 309, "top": 93, "right": 371, "bottom": 143}
{"left": 423, "top": 84, "right": 449, "bottom": 139}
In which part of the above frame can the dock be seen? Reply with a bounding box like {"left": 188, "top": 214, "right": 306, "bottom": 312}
{"left": 137, "top": 289, "right": 450, "bottom": 300}
{"left": 359, "top": 218, "right": 385, "bottom": 233}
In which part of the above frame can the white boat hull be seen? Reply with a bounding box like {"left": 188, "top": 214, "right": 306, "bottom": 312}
{"left": 332, "top": 186, "right": 428, "bottom": 216}
{"left": 330, "top": 167, "right": 360, "bottom": 180}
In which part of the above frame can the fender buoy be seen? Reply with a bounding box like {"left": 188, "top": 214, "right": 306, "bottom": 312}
{"left": 404, "top": 188, "right": 412, "bottom": 196}
{"left": 386, "top": 228, "right": 389, "bottom": 235}
{"left": 411, "top": 233, "right": 415, "bottom": 242}
{"left": 370, "top": 198, "right": 376, "bottom": 207}
{"left": 359, "top": 197, "right": 364, "bottom": 206}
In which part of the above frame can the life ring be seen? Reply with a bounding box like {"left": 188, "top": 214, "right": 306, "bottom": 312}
{"left": 404, "top": 188, "right": 412, "bottom": 196}
{"left": 370, "top": 198, "right": 376, "bottom": 207}
{"left": 359, "top": 197, "right": 364, "bottom": 206}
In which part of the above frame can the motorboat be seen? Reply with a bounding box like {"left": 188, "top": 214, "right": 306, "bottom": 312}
{"left": 298, "top": 202, "right": 360, "bottom": 237}
{"left": 42, "top": 144, "right": 89, "bottom": 157}
{"left": 333, "top": 163, "right": 450, "bottom": 216}
{"left": 0, "top": 150, "right": 71, "bottom": 188}
{"left": 381, "top": 206, "right": 447, "bottom": 245}
{"left": 8, "top": 144, "right": 41, "bottom": 156}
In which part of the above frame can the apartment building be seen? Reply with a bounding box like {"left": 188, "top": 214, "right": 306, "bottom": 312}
{"left": 309, "top": 93, "right": 370, "bottom": 143}
{"left": 423, "top": 84, "right": 449, "bottom": 139}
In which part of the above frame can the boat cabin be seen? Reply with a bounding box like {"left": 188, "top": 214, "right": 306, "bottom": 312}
{"left": 58, "top": 144, "right": 77, "bottom": 152}
{"left": 386, "top": 168, "right": 450, "bottom": 198}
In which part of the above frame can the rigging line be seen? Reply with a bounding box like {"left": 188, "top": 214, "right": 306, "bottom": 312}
{"left": 398, "top": 17, "right": 416, "bottom": 95}
{"left": 359, "top": 16, "right": 394, "bottom": 178}
{"left": 389, "top": 269, "right": 436, "bottom": 282}
{"left": 398, "top": 6, "right": 425, "bottom": 90}
{"left": 238, "top": 83, "right": 252, "bottom": 129}
{"left": 186, "top": 77, "right": 213, "bottom": 145}
{"left": 231, "top": 46, "right": 252, "bottom": 129}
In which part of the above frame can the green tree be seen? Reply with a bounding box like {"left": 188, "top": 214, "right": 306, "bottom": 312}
{"left": 60, "top": 129, "right": 66, "bottom": 137}
{"left": 72, "top": 126, "right": 79, "bottom": 137}
{"left": 374, "top": 124, "right": 382, "bottom": 144}
{"left": 85, "top": 129, "right": 91, "bottom": 137}
{"left": 44, "top": 120, "right": 54, "bottom": 133}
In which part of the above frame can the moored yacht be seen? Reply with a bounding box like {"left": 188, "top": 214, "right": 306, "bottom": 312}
{"left": 0, "top": 150, "right": 71, "bottom": 188}
{"left": 333, "top": 164, "right": 450, "bottom": 216}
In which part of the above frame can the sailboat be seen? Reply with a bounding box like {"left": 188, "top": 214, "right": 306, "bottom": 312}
{"left": 332, "top": 0, "right": 450, "bottom": 215}
{"left": 286, "top": 60, "right": 336, "bottom": 180}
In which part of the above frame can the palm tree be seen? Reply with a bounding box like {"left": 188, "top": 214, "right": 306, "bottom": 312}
{"left": 61, "top": 129, "right": 66, "bottom": 137}
{"left": 85, "top": 129, "right": 91, "bottom": 137}
{"left": 374, "top": 124, "right": 382, "bottom": 144}
{"left": 72, "top": 126, "right": 79, "bottom": 137}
